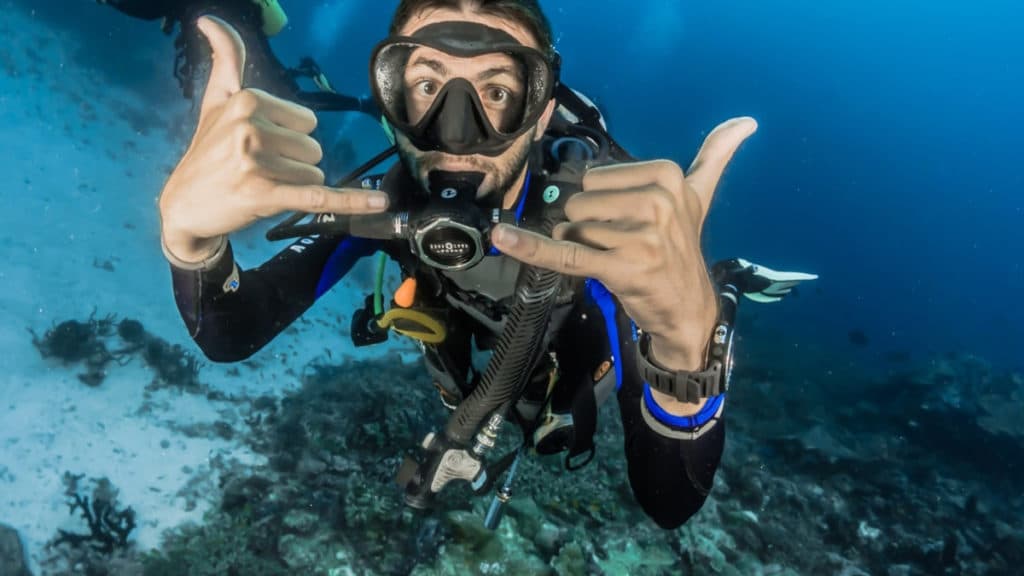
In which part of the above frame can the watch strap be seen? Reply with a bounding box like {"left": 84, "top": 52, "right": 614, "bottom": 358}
{"left": 637, "top": 332, "right": 725, "bottom": 403}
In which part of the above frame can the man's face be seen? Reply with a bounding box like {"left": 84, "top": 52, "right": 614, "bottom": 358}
{"left": 395, "top": 7, "right": 555, "bottom": 202}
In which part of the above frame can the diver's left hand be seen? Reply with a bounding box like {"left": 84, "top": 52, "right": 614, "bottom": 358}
{"left": 493, "top": 117, "right": 758, "bottom": 406}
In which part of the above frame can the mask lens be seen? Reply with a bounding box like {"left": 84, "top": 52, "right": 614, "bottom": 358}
{"left": 372, "top": 41, "right": 550, "bottom": 137}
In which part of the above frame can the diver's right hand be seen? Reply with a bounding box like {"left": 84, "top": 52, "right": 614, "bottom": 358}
{"left": 158, "top": 15, "right": 389, "bottom": 264}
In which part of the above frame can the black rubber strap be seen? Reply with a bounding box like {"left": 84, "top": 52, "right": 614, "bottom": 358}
{"left": 636, "top": 332, "right": 724, "bottom": 403}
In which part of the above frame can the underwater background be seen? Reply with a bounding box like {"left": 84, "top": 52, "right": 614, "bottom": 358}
{"left": 0, "top": 0, "right": 1021, "bottom": 574}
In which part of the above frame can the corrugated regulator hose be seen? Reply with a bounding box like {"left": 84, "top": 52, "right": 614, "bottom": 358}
{"left": 443, "top": 208, "right": 566, "bottom": 446}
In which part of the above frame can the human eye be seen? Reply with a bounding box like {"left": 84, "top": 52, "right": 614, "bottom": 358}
{"left": 415, "top": 79, "right": 439, "bottom": 97}
{"left": 483, "top": 86, "right": 514, "bottom": 106}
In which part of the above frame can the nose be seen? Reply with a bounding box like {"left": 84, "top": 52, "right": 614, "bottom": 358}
{"left": 429, "top": 84, "right": 490, "bottom": 153}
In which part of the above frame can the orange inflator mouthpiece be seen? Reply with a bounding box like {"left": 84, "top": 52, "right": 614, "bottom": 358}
{"left": 394, "top": 277, "right": 417, "bottom": 308}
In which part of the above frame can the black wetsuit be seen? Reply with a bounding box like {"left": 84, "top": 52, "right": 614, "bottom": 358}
{"left": 168, "top": 161, "right": 729, "bottom": 529}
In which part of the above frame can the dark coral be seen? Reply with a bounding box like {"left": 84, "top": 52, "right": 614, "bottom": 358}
{"left": 142, "top": 338, "right": 202, "bottom": 393}
{"left": 51, "top": 473, "right": 136, "bottom": 556}
{"left": 117, "top": 318, "right": 146, "bottom": 345}
{"left": 30, "top": 311, "right": 132, "bottom": 386}
{"left": 31, "top": 312, "right": 203, "bottom": 391}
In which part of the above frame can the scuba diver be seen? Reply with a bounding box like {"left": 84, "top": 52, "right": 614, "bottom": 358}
{"left": 112, "top": 0, "right": 817, "bottom": 529}
{"left": 98, "top": 0, "right": 372, "bottom": 112}
{"left": 98, "top": 0, "right": 295, "bottom": 99}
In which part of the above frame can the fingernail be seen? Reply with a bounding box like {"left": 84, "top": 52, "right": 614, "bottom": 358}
{"left": 496, "top": 226, "right": 519, "bottom": 247}
{"left": 368, "top": 194, "right": 388, "bottom": 209}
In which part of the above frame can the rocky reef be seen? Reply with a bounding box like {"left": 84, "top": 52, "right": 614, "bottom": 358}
{"left": 13, "top": 312, "right": 1024, "bottom": 575}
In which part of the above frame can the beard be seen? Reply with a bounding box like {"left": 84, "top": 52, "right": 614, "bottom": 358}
{"left": 396, "top": 129, "right": 535, "bottom": 206}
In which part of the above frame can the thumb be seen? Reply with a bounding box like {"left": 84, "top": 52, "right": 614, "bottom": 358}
{"left": 195, "top": 15, "right": 246, "bottom": 122}
{"left": 686, "top": 116, "right": 758, "bottom": 210}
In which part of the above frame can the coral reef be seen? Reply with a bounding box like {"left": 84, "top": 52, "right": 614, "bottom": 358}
{"left": 52, "top": 472, "right": 136, "bottom": 555}
{"left": 36, "top": 338, "right": 1024, "bottom": 575}
{"left": 30, "top": 312, "right": 136, "bottom": 386}
{"left": 140, "top": 508, "right": 291, "bottom": 576}
{"left": 31, "top": 311, "right": 201, "bottom": 392}
{"left": 40, "top": 473, "right": 138, "bottom": 575}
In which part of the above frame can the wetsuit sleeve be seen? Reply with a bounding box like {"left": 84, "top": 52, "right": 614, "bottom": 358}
{"left": 168, "top": 233, "right": 380, "bottom": 362}
{"left": 584, "top": 280, "right": 725, "bottom": 529}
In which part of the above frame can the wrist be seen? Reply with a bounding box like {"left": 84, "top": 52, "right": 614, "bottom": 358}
{"left": 647, "top": 332, "right": 709, "bottom": 372}
{"left": 635, "top": 314, "right": 730, "bottom": 407}
{"left": 161, "top": 230, "right": 228, "bottom": 270}
{"left": 646, "top": 335, "right": 711, "bottom": 415}
{"left": 646, "top": 296, "right": 718, "bottom": 369}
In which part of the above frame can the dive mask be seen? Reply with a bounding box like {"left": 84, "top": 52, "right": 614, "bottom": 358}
{"left": 370, "top": 20, "right": 559, "bottom": 157}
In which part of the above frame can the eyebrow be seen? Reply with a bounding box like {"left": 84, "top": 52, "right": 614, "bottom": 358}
{"left": 409, "top": 56, "right": 447, "bottom": 75}
{"left": 408, "top": 57, "right": 521, "bottom": 82}
{"left": 477, "top": 65, "right": 522, "bottom": 82}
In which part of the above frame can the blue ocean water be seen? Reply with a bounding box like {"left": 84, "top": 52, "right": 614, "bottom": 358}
{"left": 550, "top": 0, "right": 1024, "bottom": 373}
{"left": 1, "top": 1, "right": 1021, "bottom": 574}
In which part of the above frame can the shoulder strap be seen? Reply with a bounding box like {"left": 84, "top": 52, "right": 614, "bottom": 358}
{"left": 553, "top": 84, "right": 637, "bottom": 163}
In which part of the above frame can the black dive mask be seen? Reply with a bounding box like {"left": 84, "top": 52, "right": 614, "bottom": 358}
{"left": 370, "top": 20, "right": 559, "bottom": 157}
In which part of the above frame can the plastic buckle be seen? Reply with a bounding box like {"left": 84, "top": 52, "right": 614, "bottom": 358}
{"left": 351, "top": 294, "right": 388, "bottom": 347}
